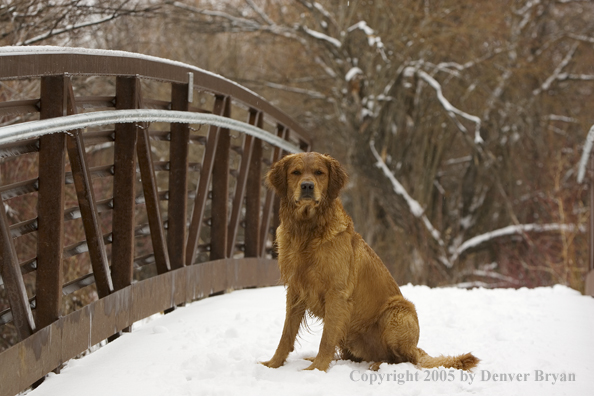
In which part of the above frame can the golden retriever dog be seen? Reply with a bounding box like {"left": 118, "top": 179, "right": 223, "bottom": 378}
{"left": 261, "top": 152, "right": 479, "bottom": 372}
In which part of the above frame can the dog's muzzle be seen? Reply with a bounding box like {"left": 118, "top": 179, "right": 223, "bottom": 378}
{"left": 299, "top": 181, "right": 315, "bottom": 200}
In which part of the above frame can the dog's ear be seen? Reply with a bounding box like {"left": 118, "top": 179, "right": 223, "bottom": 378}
{"left": 266, "top": 155, "right": 291, "bottom": 198}
{"left": 324, "top": 154, "right": 348, "bottom": 200}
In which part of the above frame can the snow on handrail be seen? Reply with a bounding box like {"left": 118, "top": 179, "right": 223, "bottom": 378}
{"left": 0, "top": 109, "right": 303, "bottom": 154}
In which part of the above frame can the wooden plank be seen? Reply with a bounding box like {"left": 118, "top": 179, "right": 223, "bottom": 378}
{"left": 168, "top": 83, "right": 191, "bottom": 270}
{"left": 111, "top": 76, "right": 139, "bottom": 291}
{"left": 185, "top": 96, "right": 227, "bottom": 266}
{"left": 65, "top": 78, "right": 113, "bottom": 298}
{"left": 0, "top": 197, "right": 35, "bottom": 339}
{"left": 210, "top": 98, "right": 231, "bottom": 260}
{"left": 0, "top": 98, "right": 39, "bottom": 117}
{"left": 0, "top": 137, "right": 39, "bottom": 159}
{"left": 36, "top": 75, "right": 66, "bottom": 330}
{"left": 259, "top": 125, "right": 287, "bottom": 257}
{"left": 227, "top": 110, "right": 259, "bottom": 257}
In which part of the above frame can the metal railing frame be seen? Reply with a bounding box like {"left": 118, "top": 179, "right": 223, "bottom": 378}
{"left": 0, "top": 48, "right": 312, "bottom": 396}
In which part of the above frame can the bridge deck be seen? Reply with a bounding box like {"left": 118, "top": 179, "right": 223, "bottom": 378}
{"left": 26, "top": 285, "right": 594, "bottom": 396}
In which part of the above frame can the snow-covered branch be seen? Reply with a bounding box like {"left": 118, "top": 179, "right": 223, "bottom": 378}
{"left": 458, "top": 266, "right": 522, "bottom": 285}
{"left": 568, "top": 33, "right": 594, "bottom": 44}
{"left": 434, "top": 47, "right": 506, "bottom": 74}
{"left": 370, "top": 139, "right": 452, "bottom": 267}
{"left": 546, "top": 114, "right": 578, "bottom": 123}
{"left": 261, "top": 81, "right": 327, "bottom": 100}
{"left": 414, "top": 69, "right": 483, "bottom": 144}
{"left": 577, "top": 124, "right": 594, "bottom": 183}
{"left": 453, "top": 223, "right": 584, "bottom": 261}
{"left": 347, "top": 21, "right": 388, "bottom": 62}
{"left": 483, "top": 69, "right": 512, "bottom": 121}
{"left": 301, "top": 25, "right": 341, "bottom": 48}
{"left": 563, "top": 73, "right": 594, "bottom": 82}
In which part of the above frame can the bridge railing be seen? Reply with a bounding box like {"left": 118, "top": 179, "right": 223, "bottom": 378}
{"left": 0, "top": 47, "right": 311, "bottom": 396}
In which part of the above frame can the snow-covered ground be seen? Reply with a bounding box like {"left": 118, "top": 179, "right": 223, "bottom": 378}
{"left": 27, "top": 285, "right": 594, "bottom": 396}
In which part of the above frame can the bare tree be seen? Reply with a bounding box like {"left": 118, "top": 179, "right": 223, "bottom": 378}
{"left": 160, "top": 0, "right": 594, "bottom": 289}
{"left": 0, "top": 0, "right": 160, "bottom": 46}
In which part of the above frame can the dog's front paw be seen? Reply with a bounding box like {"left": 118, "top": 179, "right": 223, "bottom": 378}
{"left": 260, "top": 358, "right": 285, "bottom": 369}
{"left": 303, "top": 359, "right": 331, "bottom": 372}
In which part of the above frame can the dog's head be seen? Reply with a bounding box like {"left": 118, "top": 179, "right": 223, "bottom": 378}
{"left": 266, "top": 152, "right": 348, "bottom": 213}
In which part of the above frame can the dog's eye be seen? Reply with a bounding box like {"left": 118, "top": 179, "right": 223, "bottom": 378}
{"left": 315, "top": 170, "right": 324, "bottom": 175}
{"left": 292, "top": 170, "right": 301, "bottom": 175}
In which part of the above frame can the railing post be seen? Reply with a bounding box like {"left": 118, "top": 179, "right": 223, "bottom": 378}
{"left": 227, "top": 110, "right": 259, "bottom": 258}
{"left": 36, "top": 75, "right": 67, "bottom": 330}
{"left": 111, "top": 77, "right": 139, "bottom": 290}
{"left": 259, "top": 125, "right": 288, "bottom": 257}
{"left": 64, "top": 77, "right": 114, "bottom": 298}
{"left": 186, "top": 95, "right": 228, "bottom": 266}
{"left": 210, "top": 98, "right": 232, "bottom": 260}
{"left": 244, "top": 125, "right": 263, "bottom": 258}
{"left": 168, "top": 82, "right": 191, "bottom": 270}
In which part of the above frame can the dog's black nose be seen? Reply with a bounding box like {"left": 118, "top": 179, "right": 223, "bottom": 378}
{"left": 301, "top": 181, "right": 315, "bottom": 192}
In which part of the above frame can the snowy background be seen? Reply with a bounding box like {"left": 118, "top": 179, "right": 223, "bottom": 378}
{"left": 27, "top": 284, "right": 594, "bottom": 396}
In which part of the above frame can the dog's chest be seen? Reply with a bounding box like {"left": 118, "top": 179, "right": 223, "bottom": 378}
{"left": 279, "top": 238, "right": 327, "bottom": 284}
{"left": 277, "top": 233, "right": 341, "bottom": 318}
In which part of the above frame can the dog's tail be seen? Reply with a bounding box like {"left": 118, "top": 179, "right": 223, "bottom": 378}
{"left": 415, "top": 347, "right": 479, "bottom": 371}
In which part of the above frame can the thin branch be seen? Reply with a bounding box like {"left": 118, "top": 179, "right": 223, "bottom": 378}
{"left": 17, "top": 14, "right": 117, "bottom": 45}
{"left": 483, "top": 69, "right": 512, "bottom": 121}
{"left": 369, "top": 139, "right": 453, "bottom": 268}
{"left": 165, "top": 1, "right": 307, "bottom": 45}
{"left": 14, "top": 2, "right": 160, "bottom": 46}
{"left": 167, "top": 1, "right": 260, "bottom": 30}
{"left": 532, "top": 42, "right": 579, "bottom": 96}
{"left": 295, "top": 0, "right": 339, "bottom": 30}
{"left": 415, "top": 69, "right": 483, "bottom": 144}
{"left": 244, "top": 0, "right": 275, "bottom": 26}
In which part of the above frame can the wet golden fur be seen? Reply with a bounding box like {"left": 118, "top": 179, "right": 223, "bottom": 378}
{"left": 261, "top": 152, "right": 479, "bottom": 372}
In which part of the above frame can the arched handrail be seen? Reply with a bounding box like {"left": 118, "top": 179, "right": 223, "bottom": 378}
{"left": 0, "top": 109, "right": 302, "bottom": 153}
{"left": 0, "top": 47, "right": 310, "bottom": 396}
{"left": 0, "top": 46, "right": 308, "bottom": 139}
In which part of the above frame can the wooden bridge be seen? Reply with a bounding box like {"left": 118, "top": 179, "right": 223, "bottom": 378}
{"left": 0, "top": 47, "right": 311, "bottom": 396}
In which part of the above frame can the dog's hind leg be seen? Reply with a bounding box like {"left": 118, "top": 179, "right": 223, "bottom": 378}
{"left": 339, "top": 347, "right": 363, "bottom": 363}
{"left": 379, "top": 296, "right": 421, "bottom": 366}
